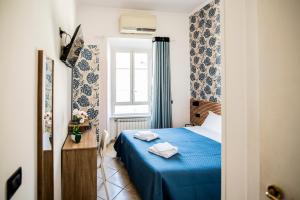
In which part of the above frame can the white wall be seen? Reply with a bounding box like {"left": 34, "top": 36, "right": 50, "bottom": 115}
{"left": 0, "top": 0, "right": 75, "bottom": 199}
{"left": 76, "top": 5, "right": 190, "bottom": 135}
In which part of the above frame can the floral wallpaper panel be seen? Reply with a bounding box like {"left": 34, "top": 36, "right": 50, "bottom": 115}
{"left": 189, "top": 0, "right": 221, "bottom": 103}
{"left": 72, "top": 45, "right": 100, "bottom": 134}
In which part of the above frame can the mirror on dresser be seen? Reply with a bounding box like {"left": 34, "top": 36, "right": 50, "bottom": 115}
{"left": 37, "top": 50, "right": 54, "bottom": 200}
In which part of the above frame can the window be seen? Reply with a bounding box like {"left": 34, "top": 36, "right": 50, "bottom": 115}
{"left": 110, "top": 39, "right": 152, "bottom": 116}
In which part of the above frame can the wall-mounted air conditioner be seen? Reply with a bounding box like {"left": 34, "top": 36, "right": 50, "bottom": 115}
{"left": 119, "top": 14, "right": 157, "bottom": 35}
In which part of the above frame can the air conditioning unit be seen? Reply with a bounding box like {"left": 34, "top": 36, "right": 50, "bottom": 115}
{"left": 119, "top": 14, "right": 157, "bottom": 34}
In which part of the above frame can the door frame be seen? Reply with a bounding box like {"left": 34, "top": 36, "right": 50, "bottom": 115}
{"left": 221, "top": 0, "right": 260, "bottom": 199}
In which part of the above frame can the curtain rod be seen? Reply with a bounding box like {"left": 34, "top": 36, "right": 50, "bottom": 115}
{"left": 152, "top": 37, "right": 170, "bottom": 42}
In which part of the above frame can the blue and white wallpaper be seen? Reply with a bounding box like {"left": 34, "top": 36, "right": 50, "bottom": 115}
{"left": 189, "top": 0, "right": 221, "bottom": 103}
{"left": 72, "top": 45, "right": 100, "bottom": 133}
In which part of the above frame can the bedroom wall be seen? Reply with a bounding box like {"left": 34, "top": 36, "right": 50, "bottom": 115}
{"left": 0, "top": 0, "right": 75, "bottom": 199}
{"left": 76, "top": 5, "right": 190, "bottom": 134}
{"left": 189, "top": 0, "right": 221, "bottom": 103}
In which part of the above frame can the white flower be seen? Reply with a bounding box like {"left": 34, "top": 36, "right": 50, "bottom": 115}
{"left": 72, "top": 109, "right": 79, "bottom": 116}
{"left": 80, "top": 118, "right": 85, "bottom": 124}
{"left": 83, "top": 112, "right": 88, "bottom": 118}
{"left": 78, "top": 111, "right": 88, "bottom": 119}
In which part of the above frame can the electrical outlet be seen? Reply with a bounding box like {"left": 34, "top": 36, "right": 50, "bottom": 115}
{"left": 192, "top": 101, "right": 200, "bottom": 106}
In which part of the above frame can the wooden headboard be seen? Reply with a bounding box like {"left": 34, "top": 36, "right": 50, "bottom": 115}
{"left": 190, "top": 99, "right": 221, "bottom": 126}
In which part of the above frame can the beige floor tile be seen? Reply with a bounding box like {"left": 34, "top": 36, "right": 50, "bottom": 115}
{"left": 97, "top": 181, "right": 122, "bottom": 200}
{"left": 105, "top": 143, "right": 117, "bottom": 157}
{"left": 113, "top": 189, "right": 141, "bottom": 200}
{"left": 97, "top": 165, "right": 117, "bottom": 179}
{"left": 103, "top": 156, "right": 123, "bottom": 170}
{"left": 108, "top": 171, "right": 130, "bottom": 188}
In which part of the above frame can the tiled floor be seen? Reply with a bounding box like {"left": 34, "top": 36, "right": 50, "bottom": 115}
{"left": 97, "top": 143, "right": 142, "bottom": 200}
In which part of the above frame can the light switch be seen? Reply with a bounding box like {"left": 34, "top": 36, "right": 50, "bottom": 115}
{"left": 6, "top": 167, "right": 22, "bottom": 200}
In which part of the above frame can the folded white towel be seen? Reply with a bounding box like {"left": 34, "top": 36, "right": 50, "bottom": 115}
{"left": 148, "top": 142, "right": 178, "bottom": 158}
{"left": 152, "top": 142, "right": 176, "bottom": 152}
{"left": 137, "top": 130, "right": 155, "bottom": 137}
{"left": 134, "top": 131, "right": 159, "bottom": 141}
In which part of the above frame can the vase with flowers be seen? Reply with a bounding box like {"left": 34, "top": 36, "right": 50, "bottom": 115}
{"left": 71, "top": 109, "right": 88, "bottom": 125}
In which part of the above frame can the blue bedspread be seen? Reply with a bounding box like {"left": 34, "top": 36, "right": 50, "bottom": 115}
{"left": 114, "top": 128, "right": 221, "bottom": 200}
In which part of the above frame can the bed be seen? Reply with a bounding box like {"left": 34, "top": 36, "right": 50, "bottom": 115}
{"left": 114, "top": 99, "right": 221, "bottom": 200}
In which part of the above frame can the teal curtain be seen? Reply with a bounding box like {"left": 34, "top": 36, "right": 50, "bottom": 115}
{"left": 151, "top": 37, "right": 172, "bottom": 129}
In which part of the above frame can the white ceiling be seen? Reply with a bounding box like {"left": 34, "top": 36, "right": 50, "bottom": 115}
{"left": 77, "top": 0, "right": 207, "bottom": 13}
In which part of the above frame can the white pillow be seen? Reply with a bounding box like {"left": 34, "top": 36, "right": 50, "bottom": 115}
{"left": 201, "top": 111, "right": 222, "bottom": 135}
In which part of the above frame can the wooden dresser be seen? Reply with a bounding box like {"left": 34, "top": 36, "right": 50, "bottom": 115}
{"left": 62, "top": 128, "right": 97, "bottom": 200}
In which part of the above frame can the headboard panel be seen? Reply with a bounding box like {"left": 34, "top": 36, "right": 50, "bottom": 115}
{"left": 190, "top": 99, "right": 221, "bottom": 126}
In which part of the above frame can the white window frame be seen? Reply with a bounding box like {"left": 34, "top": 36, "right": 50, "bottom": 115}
{"left": 111, "top": 47, "right": 152, "bottom": 116}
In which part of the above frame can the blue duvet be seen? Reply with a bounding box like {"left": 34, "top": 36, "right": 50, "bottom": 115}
{"left": 114, "top": 128, "right": 221, "bottom": 200}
